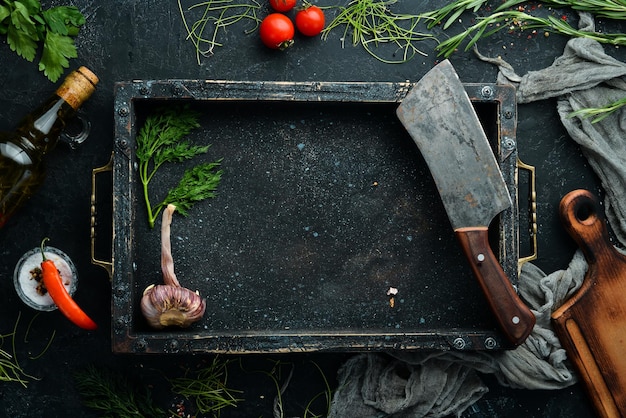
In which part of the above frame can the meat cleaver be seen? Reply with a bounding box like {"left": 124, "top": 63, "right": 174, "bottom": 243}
{"left": 396, "top": 60, "right": 535, "bottom": 346}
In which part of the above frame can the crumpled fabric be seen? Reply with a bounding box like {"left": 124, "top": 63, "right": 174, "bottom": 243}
{"left": 328, "top": 12, "right": 626, "bottom": 418}
{"left": 328, "top": 353, "right": 488, "bottom": 418}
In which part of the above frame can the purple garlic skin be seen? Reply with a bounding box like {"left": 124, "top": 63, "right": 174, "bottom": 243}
{"left": 141, "top": 284, "right": 206, "bottom": 329}
{"left": 141, "top": 204, "right": 207, "bottom": 329}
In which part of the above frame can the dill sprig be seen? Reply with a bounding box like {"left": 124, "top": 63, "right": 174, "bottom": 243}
{"left": 178, "top": 0, "right": 262, "bottom": 64}
{"left": 321, "top": 0, "right": 437, "bottom": 64}
{"left": 169, "top": 356, "right": 242, "bottom": 415}
{"left": 74, "top": 365, "right": 166, "bottom": 418}
{"left": 436, "top": 10, "right": 626, "bottom": 58}
{"left": 136, "top": 106, "right": 223, "bottom": 228}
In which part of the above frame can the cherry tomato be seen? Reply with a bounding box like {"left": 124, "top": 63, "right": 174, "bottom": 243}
{"left": 295, "top": 5, "right": 325, "bottom": 37}
{"left": 260, "top": 13, "right": 295, "bottom": 49}
{"left": 269, "top": 0, "right": 296, "bottom": 12}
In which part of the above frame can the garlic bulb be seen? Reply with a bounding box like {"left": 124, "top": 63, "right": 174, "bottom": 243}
{"left": 141, "top": 284, "right": 205, "bottom": 328}
{"left": 140, "top": 204, "right": 206, "bottom": 329}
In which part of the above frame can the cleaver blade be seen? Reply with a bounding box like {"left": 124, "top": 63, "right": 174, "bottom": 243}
{"left": 396, "top": 60, "right": 535, "bottom": 346}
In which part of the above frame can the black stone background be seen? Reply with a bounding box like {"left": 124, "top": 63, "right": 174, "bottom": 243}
{"left": 0, "top": 1, "right": 624, "bottom": 417}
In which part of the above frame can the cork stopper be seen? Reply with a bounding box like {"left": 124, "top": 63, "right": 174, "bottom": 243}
{"left": 56, "top": 66, "right": 99, "bottom": 110}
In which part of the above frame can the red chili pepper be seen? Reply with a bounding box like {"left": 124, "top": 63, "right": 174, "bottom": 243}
{"left": 40, "top": 238, "right": 97, "bottom": 330}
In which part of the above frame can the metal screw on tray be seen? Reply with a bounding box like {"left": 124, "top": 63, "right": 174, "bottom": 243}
{"left": 117, "top": 138, "right": 129, "bottom": 150}
{"left": 481, "top": 85, "right": 494, "bottom": 99}
{"left": 115, "top": 317, "right": 126, "bottom": 331}
{"left": 484, "top": 337, "right": 497, "bottom": 349}
{"left": 502, "top": 136, "right": 516, "bottom": 151}
{"left": 453, "top": 337, "right": 467, "bottom": 350}
{"left": 167, "top": 339, "right": 180, "bottom": 353}
{"left": 134, "top": 338, "right": 148, "bottom": 352}
{"left": 172, "top": 84, "right": 183, "bottom": 96}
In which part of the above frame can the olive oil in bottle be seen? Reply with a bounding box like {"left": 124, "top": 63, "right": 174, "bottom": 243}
{"left": 0, "top": 66, "right": 98, "bottom": 228}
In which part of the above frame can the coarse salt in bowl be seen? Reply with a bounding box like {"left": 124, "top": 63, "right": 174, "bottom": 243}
{"left": 13, "top": 246, "right": 78, "bottom": 312}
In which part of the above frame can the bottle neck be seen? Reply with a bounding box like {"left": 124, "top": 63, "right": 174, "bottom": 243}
{"left": 9, "top": 66, "right": 97, "bottom": 157}
{"left": 16, "top": 95, "right": 77, "bottom": 156}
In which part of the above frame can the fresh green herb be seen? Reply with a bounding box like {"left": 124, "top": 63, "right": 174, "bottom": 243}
{"left": 237, "top": 358, "right": 292, "bottom": 418}
{"left": 303, "top": 361, "right": 333, "bottom": 418}
{"left": 169, "top": 356, "right": 242, "bottom": 415}
{"left": 568, "top": 96, "right": 626, "bottom": 123}
{"left": 423, "top": 0, "right": 488, "bottom": 29}
{"left": 497, "top": 0, "right": 626, "bottom": 19}
{"left": 0, "top": 312, "right": 49, "bottom": 387}
{"left": 23, "top": 312, "right": 56, "bottom": 361}
{"left": 136, "top": 106, "right": 223, "bottom": 228}
{"left": 0, "top": 0, "right": 85, "bottom": 82}
{"left": 74, "top": 365, "right": 166, "bottom": 418}
{"left": 178, "top": 0, "right": 261, "bottom": 64}
{"left": 425, "top": 0, "right": 626, "bottom": 30}
{"left": 436, "top": 10, "right": 626, "bottom": 58}
{"left": 321, "top": 0, "right": 436, "bottom": 64}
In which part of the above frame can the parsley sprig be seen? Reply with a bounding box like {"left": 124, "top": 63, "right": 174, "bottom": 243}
{"left": 136, "top": 106, "right": 223, "bottom": 228}
{"left": 0, "top": 0, "right": 85, "bottom": 82}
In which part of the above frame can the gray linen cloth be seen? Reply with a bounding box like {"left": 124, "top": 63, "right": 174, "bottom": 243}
{"left": 327, "top": 13, "right": 626, "bottom": 418}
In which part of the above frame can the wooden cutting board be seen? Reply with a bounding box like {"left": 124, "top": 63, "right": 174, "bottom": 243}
{"left": 553, "top": 189, "right": 626, "bottom": 418}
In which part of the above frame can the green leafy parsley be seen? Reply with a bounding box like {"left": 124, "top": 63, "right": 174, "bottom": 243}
{"left": 0, "top": 0, "right": 85, "bottom": 82}
{"left": 136, "top": 106, "right": 223, "bottom": 228}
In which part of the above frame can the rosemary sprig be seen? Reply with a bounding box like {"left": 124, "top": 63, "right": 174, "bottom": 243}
{"left": 136, "top": 106, "right": 223, "bottom": 228}
{"left": 169, "top": 356, "right": 242, "bottom": 415}
{"left": 425, "top": 0, "right": 626, "bottom": 30}
{"left": 568, "top": 96, "right": 626, "bottom": 123}
{"left": 321, "top": 0, "right": 437, "bottom": 64}
{"left": 497, "top": 0, "right": 626, "bottom": 19}
{"left": 74, "top": 365, "right": 166, "bottom": 418}
{"left": 178, "top": 0, "right": 261, "bottom": 64}
{"left": 423, "top": 0, "right": 489, "bottom": 29}
{"left": 436, "top": 10, "right": 626, "bottom": 58}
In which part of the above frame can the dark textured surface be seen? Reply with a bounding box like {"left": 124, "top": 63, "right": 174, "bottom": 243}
{"left": 0, "top": 1, "right": 623, "bottom": 416}
{"left": 110, "top": 82, "right": 519, "bottom": 354}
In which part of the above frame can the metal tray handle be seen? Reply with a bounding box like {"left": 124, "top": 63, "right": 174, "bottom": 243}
{"left": 517, "top": 158, "right": 538, "bottom": 272}
{"left": 91, "top": 155, "right": 113, "bottom": 280}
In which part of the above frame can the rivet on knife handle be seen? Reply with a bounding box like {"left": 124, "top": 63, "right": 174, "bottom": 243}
{"left": 456, "top": 227, "right": 535, "bottom": 345}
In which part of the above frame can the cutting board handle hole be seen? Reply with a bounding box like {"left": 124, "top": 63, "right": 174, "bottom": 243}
{"left": 561, "top": 190, "right": 602, "bottom": 230}
{"left": 575, "top": 203, "right": 594, "bottom": 223}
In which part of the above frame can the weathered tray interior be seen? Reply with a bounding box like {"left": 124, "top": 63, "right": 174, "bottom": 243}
{"left": 111, "top": 80, "right": 520, "bottom": 353}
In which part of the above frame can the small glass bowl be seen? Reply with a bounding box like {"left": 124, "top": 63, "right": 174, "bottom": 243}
{"left": 13, "top": 246, "right": 78, "bottom": 312}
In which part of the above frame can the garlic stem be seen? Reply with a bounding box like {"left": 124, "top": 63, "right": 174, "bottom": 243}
{"left": 141, "top": 202, "right": 206, "bottom": 329}
{"left": 161, "top": 204, "right": 181, "bottom": 287}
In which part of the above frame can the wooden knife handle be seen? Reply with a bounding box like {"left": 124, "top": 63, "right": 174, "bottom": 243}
{"left": 456, "top": 227, "right": 536, "bottom": 346}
